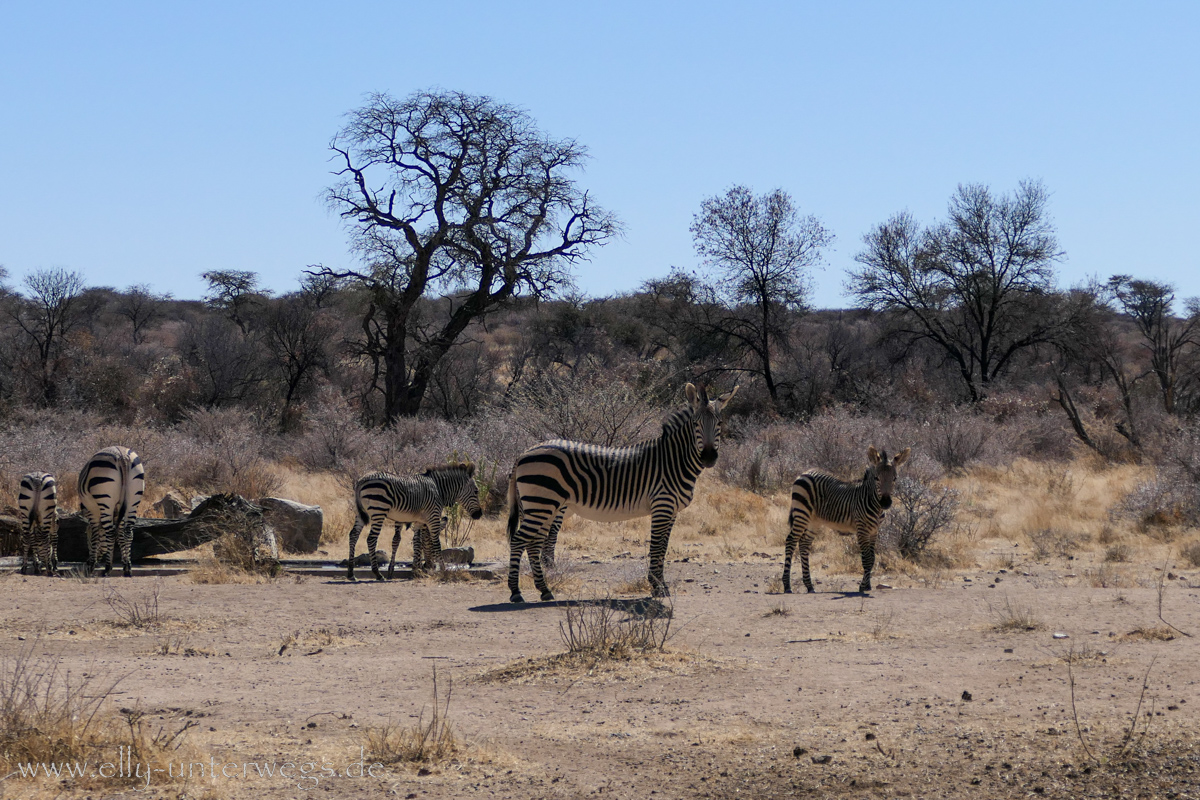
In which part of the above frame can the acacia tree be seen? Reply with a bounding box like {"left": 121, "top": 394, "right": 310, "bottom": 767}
{"left": 848, "top": 181, "right": 1080, "bottom": 402}
{"left": 1107, "top": 275, "right": 1200, "bottom": 414}
{"left": 688, "top": 186, "right": 832, "bottom": 408}
{"left": 314, "top": 90, "right": 617, "bottom": 424}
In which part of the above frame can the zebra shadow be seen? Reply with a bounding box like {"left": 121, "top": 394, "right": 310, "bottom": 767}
{"left": 469, "top": 597, "right": 671, "bottom": 618}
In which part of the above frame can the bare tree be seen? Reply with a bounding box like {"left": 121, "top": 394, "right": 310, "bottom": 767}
{"left": 9, "top": 268, "right": 87, "bottom": 405}
{"left": 313, "top": 89, "right": 617, "bottom": 424}
{"left": 848, "top": 181, "right": 1079, "bottom": 402}
{"left": 261, "top": 291, "right": 335, "bottom": 429}
{"left": 116, "top": 283, "right": 169, "bottom": 344}
{"left": 689, "top": 186, "right": 832, "bottom": 407}
{"left": 1107, "top": 275, "right": 1200, "bottom": 414}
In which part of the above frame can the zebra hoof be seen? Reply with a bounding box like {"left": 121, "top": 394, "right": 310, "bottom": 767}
{"left": 783, "top": 586, "right": 792, "bottom": 594}
{"left": 346, "top": 573, "right": 357, "bottom": 582}
{"left": 123, "top": 567, "right": 132, "bottom": 578}
{"left": 540, "top": 591, "right": 555, "bottom": 602}
{"left": 372, "top": 572, "right": 384, "bottom": 583}
{"left": 805, "top": 585, "right": 815, "bottom": 594}
{"left": 510, "top": 593, "right": 526, "bottom": 604}
{"left": 651, "top": 587, "right": 670, "bottom": 599}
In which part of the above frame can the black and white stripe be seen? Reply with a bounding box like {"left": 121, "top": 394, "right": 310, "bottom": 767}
{"left": 783, "top": 446, "right": 910, "bottom": 594}
{"left": 17, "top": 471, "right": 58, "bottom": 576}
{"left": 506, "top": 383, "right": 736, "bottom": 603}
{"left": 78, "top": 446, "right": 146, "bottom": 577}
{"left": 346, "top": 463, "right": 483, "bottom": 582}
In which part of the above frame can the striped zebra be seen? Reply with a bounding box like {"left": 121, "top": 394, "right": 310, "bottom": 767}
{"left": 17, "top": 472, "right": 58, "bottom": 576}
{"left": 782, "top": 446, "right": 910, "bottom": 594}
{"left": 346, "top": 463, "right": 483, "bottom": 582}
{"left": 506, "top": 383, "right": 737, "bottom": 603}
{"left": 78, "top": 446, "right": 146, "bottom": 577}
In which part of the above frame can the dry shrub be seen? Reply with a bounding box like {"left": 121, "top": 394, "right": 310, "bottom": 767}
{"left": 105, "top": 582, "right": 165, "bottom": 628}
{"left": 1179, "top": 540, "right": 1200, "bottom": 568}
{"left": 923, "top": 413, "right": 992, "bottom": 473}
{"left": 1115, "top": 475, "right": 1200, "bottom": 536}
{"left": 878, "top": 476, "right": 960, "bottom": 561}
{"left": 508, "top": 367, "right": 662, "bottom": 447}
{"left": 0, "top": 642, "right": 196, "bottom": 787}
{"left": 1085, "top": 563, "right": 1137, "bottom": 588}
{"left": 365, "top": 669, "right": 458, "bottom": 766}
{"left": 989, "top": 595, "right": 1043, "bottom": 632}
{"left": 559, "top": 597, "right": 675, "bottom": 660}
{"left": 174, "top": 408, "right": 281, "bottom": 497}
{"left": 1104, "top": 544, "right": 1133, "bottom": 563}
{"left": 1028, "top": 528, "right": 1084, "bottom": 561}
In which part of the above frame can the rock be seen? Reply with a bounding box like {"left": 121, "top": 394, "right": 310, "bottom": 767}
{"left": 154, "top": 491, "right": 190, "bottom": 520}
{"left": 203, "top": 495, "right": 280, "bottom": 575}
{"left": 961, "top": 691, "right": 973, "bottom": 702}
{"left": 1052, "top": 632, "right": 1069, "bottom": 639}
{"left": 190, "top": 495, "right": 210, "bottom": 510}
{"left": 811, "top": 755, "right": 833, "bottom": 764}
{"left": 439, "top": 546, "right": 474, "bottom": 566}
{"left": 339, "top": 551, "right": 390, "bottom": 568}
{"left": 256, "top": 497, "right": 323, "bottom": 553}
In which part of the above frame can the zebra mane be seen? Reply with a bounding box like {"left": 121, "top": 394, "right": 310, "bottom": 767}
{"left": 422, "top": 462, "right": 475, "bottom": 478}
{"left": 661, "top": 407, "right": 693, "bottom": 433}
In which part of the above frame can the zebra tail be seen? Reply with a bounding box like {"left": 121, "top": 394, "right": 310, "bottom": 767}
{"left": 506, "top": 472, "right": 519, "bottom": 542}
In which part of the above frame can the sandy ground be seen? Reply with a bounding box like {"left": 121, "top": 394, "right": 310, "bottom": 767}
{"left": 3, "top": 555, "right": 1200, "bottom": 800}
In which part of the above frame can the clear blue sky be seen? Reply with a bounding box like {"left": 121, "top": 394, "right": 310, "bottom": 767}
{"left": 2, "top": 1, "right": 1197, "bottom": 309}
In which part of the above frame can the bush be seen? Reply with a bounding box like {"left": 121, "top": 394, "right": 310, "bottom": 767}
{"left": 878, "top": 476, "right": 960, "bottom": 560}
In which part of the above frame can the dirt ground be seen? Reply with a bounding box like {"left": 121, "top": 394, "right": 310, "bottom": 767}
{"left": 3, "top": 551, "right": 1200, "bottom": 800}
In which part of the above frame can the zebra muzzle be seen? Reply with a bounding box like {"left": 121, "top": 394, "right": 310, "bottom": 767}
{"left": 879, "top": 495, "right": 893, "bottom": 509}
{"left": 700, "top": 448, "right": 718, "bottom": 468}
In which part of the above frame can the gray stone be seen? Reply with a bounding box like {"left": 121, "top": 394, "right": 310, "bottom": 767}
{"left": 256, "top": 497, "right": 323, "bottom": 553}
{"left": 439, "top": 546, "right": 475, "bottom": 566}
{"left": 153, "top": 491, "right": 189, "bottom": 520}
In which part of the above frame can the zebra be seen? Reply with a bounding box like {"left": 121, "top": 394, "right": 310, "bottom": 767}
{"left": 78, "top": 446, "right": 146, "bottom": 577}
{"left": 506, "top": 382, "right": 737, "bottom": 603}
{"left": 17, "top": 472, "right": 58, "bottom": 576}
{"left": 782, "top": 446, "right": 910, "bottom": 595}
{"left": 346, "top": 463, "right": 483, "bottom": 582}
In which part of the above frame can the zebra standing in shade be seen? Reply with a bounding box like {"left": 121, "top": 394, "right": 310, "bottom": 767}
{"left": 783, "top": 446, "right": 910, "bottom": 595}
{"left": 17, "top": 472, "right": 58, "bottom": 575}
{"left": 506, "top": 383, "right": 737, "bottom": 603}
{"left": 78, "top": 446, "right": 146, "bottom": 577}
{"left": 346, "top": 463, "right": 483, "bottom": 582}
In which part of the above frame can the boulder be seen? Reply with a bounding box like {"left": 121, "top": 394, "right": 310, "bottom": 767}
{"left": 339, "top": 551, "right": 390, "bottom": 568}
{"left": 439, "top": 546, "right": 475, "bottom": 566}
{"left": 154, "top": 491, "right": 190, "bottom": 520}
{"left": 256, "top": 497, "right": 323, "bottom": 553}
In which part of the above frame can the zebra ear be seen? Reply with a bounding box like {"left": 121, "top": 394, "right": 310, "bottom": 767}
{"left": 714, "top": 385, "right": 738, "bottom": 413}
{"left": 867, "top": 446, "right": 881, "bottom": 466}
{"left": 893, "top": 448, "right": 910, "bottom": 466}
{"left": 685, "top": 382, "right": 701, "bottom": 410}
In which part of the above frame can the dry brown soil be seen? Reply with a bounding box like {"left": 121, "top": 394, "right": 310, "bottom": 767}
{"left": 3, "top": 560, "right": 1200, "bottom": 800}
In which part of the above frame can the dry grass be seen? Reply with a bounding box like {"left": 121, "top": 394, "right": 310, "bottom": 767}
{"left": 276, "top": 626, "right": 363, "bottom": 655}
{"left": 364, "top": 668, "right": 458, "bottom": 767}
{"left": 0, "top": 641, "right": 197, "bottom": 790}
{"left": 104, "top": 582, "right": 166, "bottom": 629}
{"left": 988, "top": 595, "right": 1043, "bottom": 632}
{"left": 1121, "top": 626, "right": 1177, "bottom": 642}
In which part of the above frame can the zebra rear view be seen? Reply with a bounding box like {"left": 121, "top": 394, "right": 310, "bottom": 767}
{"left": 783, "top": 446, "right": 909, "bottom": 595}
{"left": 346, "top": 463, "right": 483, "bottom": 582}
{"left": 17, "top": 472, "right": 58, "bottom": 576}
{"left": 79, "top": 446, "right": 146, "bottom": 577}
{"left": 506, "top": 383, "right": 736, "bottom": 603}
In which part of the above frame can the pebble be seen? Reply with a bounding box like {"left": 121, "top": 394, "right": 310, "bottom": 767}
{"left": 1052, "top": 632, "right": 1069, "bottom": 639}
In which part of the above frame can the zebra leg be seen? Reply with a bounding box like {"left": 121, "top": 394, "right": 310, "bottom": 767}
{"left": 20, "top": 517, "right": 32, "bottom": 575}
{"left": 647, "top": 508, "right": 677, "bottom": 599}
{"left": 388, "top": 523, "right": 404, "bottom": 579}
{"left": 346, "top": 515, "right": 365, "bottom": 581}
{"left": 542, "top": 508, "right": 566, "bottom": 569}
{"left": 857, "top": 523, "right": 876, "bottom": 593}
{"left": 424, "top": 512, "right": 444, "bottom": 570}
{"left": 366, "top": 517, "right": 386, "bottom": 582}
{"left": 119, "top": 515, "right": 135, "bottom": 578}
{"left": 47, "top": 515, "right": 59, "bottom": 576}
{"left": 527, "top": 538, "right": 554, "bottom": 602}
{"left": 509, "top": 504, "right": 558, "bottom": 603}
